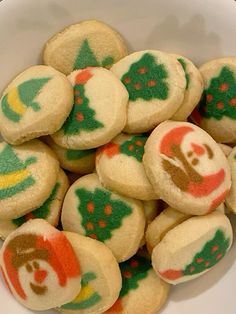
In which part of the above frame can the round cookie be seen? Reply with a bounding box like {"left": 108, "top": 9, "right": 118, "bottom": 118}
{"left": 110, "top": 50, "right": 186, "bottom": 133}
{"left": 152, "top": 211, "right": 233, "bottom": 284}
{"left": 96, "top": 134, "right": 156, "bottom": 200}
{"left": 61, "top": 173, "right": 145, "bottom": 262}
{"left": 191, "top": 57, "right": 236, "bottom": 143}
{"left": 43, "top": 19, "right": 128, "bottom": 75}
{"left": 45, "top": 137, "right": 95, "bottom": 174}
{"left": 170, "top": 54, "right": 204, "bottom": 121}
{"left": 0, "top": 168, "right": 69, "bottom": 240}
{"left": 225, "top": 146, "right": 236, "bottom": 213}
{"left": 60, "top": 232, "right": 121, "bottom": 314}
{"left": 0, "top": 65, "right": 73, "bottom": 145}
{"left": 143, "top": 121, "right": 231, "bottom": 215}
{"left": 218, "top": 143, "right": 232, "bottom": 157}
{"left": 104, "top": 254, "right": 169, "bottom": 314}
{"left": 0, "top": 140, "right": 59, "bottom": 220}
{"left": 51, "top": 68, "right": 128, "bottom": 149}
{"left": 0, "top": 219, "right": 81, "bottom": 310}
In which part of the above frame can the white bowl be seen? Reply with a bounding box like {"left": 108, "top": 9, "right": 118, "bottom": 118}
{"left": 0, "top": 0, "right": 236, "bottom": 313}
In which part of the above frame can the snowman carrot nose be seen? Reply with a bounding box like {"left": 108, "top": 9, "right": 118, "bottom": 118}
{"left": 34, "top": 269, "right": 48, "bottom": 284}
{"left": 191, "top": 143, "right": 205, "bottom": 156}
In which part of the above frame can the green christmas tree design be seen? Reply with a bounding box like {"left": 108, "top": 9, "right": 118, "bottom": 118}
{"left": 66, "top": 148, "right": 95, "bottom": 161}
{"left": 76, "top": 188, "right": 132, "bottom": 241}
{"left": 198, "top": 66, "right": 236, "bottom": 120}
{"left": 120, "top": 135, "right": 147, "bottom": 162}
{"left": 12, "top": 182, "right": 60, "bottom": 226}
{"left": 121, "top": 53, "right": 169, "bottom": 101}
{"left": 73, "top": 39, "right": 114, "bottom": 70}
{"left": 178, "top": 58, "right": 190, "bottom": 89}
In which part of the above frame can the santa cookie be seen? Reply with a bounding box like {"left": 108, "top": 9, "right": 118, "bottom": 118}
{"left": 170, "top": 54, "right": 204, "bottom": 121}
{"left": 0, "top": 219, "right": 81, "bottom": 310}
{"left": 96, "top": 134, "right": 156, "bottom": 200}
{"left": 60, "top": 232, "right": 121, "bottom": 314}
{"left": 152, "top": 211, "right": 233, "bottom": 284}
{"left": 52, "top": 68, "right": 128, "bottom": 149}
{"left": 61, "top": 173, "right": 145, "bottom": 262}
{"left": 143, "top": 121, "right": 231, "bottom": 215}
{"left": 104, "top": 254, "right": 169, "bottom": 314}
{"left": 45, "top": 137, "right": 95, "bottom": 174}
{"left": 0, "top": 65, "right": 73, "bottom": 145}
{"left": 43, "top": 20, "right": 128, "bottom": 75}
{"left": 110, "top": 50, "right": 186, "bottom": 133}
{"left": 0, "top": 168, "right": 69, "bottom": 240}
{"left": 225, "top": 146, "right": 236, "bottom": 213}
{"left": 191, "top": 57, "right": 236, "bottom": 143}
{"left": 0, "top": 140, "right": 59, "bottom": 220}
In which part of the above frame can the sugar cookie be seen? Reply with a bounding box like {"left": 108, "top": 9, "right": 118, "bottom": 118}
{"left": 218, "top": 143, "right": 232, "bottom": 157}
{"left": 61, "top": 173, "right": 145, "bottom": 262}
{"left": 0, "top": 219, "right": 81, "bottom": 310}
{"left": 143, "top": 121, "right": 231, "bottom": 215}
{"left": 170, "top": 54, "right": 204, "bottom": 121}
{"left": 104, "top": 254, "right": 169, "bottom": 314}
{"left": 152, "top": 211, "right": 233, "bottom": 284}
{"left": 191, "top": 57, "right": 236, "bottom": 143}
{"left": 43, "top": 20, "right": 128, "bottom": 75}
{"left": 0, "top": 169, "right": 69, "bottom": 239}
{"left": 52, "top": 68, "right": 128, "bottom": 149}
{"left": 225, "top": 146, "right": 236, "bottom": 213}
{"left": 96, "top": 134, "right": 156, "bottom": 200}
{"left": 0, "top": 140, "right": 59, "bottom": 220}
{"left": 60, "top": 232, "right": 121, "bottom": 314}
{"left": 0, "top": 65, "right": 73, "bottom": 145}
{"left": 143, "top": 200, "right": 160, "bottom": 224}
{"left": 110, "top": 50, "right": 186, "bottom": 133}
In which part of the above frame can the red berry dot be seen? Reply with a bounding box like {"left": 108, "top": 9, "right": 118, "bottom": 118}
{"left": 76, "top": 97, "right": 83, "bottom": 105}
{"left": 216, "top": 102, "right": 224, "bottom": 109}
{"left": 130, "top": 260, "right": 139, "bottom": 268}
{"left": 98, "top": 220, "right": 106, "bottom": 228}
{"left": 217, "top": 253, "right": 223, "bottom": 260}
{"left": 147, "top": 80, "right": 156, "bottom": 87}
{"left": 206, "top": 94, "right": 213, "bottom": 102}
{"left": 212, "top": 245, "right": 219, "bottom": 253}
{"left": 89, "top": 234, "right": 98, "bottom": 240}
{"left": 219, "top": 83, "right": 229, "bottom": 92}
{"left": 230, "top": 98, "right": 236, "bottom": 106}
{"left": 197, "top": 257, "right": 204, "bottom": 263}
{"left": 137, "top": 67, "right": 147, "bottom": 74}
{"left": 134, "top": 83, "right": 141, "bottom": 90}
{"left": 135, "top": 140, "right": 144, "bottom": 146}
{"left": 76, "top": 112, "right": 84, "bottom": 121}
{"left": 190, "top": 266, "right": 195, "bottom": 273}
{"left": 86, "top": 222, "right": 94, "bottom": 230}
{"left": 104, "top": 205, "right": 112, "bottom": 216}
{"left": 205, "top": 261, "right": 210, "bottom": 267}
{"left": 123, "top": 271, "right": 132, "bottom": 278}
{"left": 87, "top": 202, "right": 94, "bottom": 213}
{"left": 128, "top": 144, "right": 134, "bottom": 151}
{"left": 124, "top": 77, "right": 131, "bottom": 84}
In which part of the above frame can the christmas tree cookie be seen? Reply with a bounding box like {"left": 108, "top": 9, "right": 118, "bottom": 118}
{"left": 0, "top": 140, "right": 59, "bottom": 220}
{"left": 0, "top": 219, "right": 82, "bottom": 311}
{"left": 0, "top": 65, "right": 73, "bottom": 145}
{"left": 104, "top": 255, "right": 169, "bottom": 314}
{"left": 152, "top": 211, "right": 233, "bottom": 284}
{"left": 43, "top": 20, "right": 128, "bottom": 75}
{"left": 61, "top": 173, "right": 145, "bottom": 262}
{"left": 96, "top": 133, "right": 156, "bottom": 200}
{"left": 0, "top": 168, "right": 69, "bottom": 240}
{"left": 52, "top": 67, "right": 128, "bottom": 150}
{"left": 45, "top": 137, "right": 95, "bottom": 174}
{"left": 170, "top": 54, "right": 204, "bottom": 121}
{"left": 225, "top": 146, "right": 236, "bottom": 213}
{"left": 191, "top": 58, "right": 236, "bottom": 143}
{"left": 60, "top": 232, "right": 121, "bottom": 314}
{"left": 143, "top": 121, "right": 231, "bottom": 215}
{"left": 110, "top": 50, "right": 186, "bottom": 133}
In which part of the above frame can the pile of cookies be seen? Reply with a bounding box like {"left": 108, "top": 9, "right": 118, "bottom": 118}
{"left": 0, "top": 19, "right": 235, "bottom": 314}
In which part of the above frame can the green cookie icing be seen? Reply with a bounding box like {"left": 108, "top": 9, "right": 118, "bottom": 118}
{"left": 73, "top": 39, "right": 114, "bottom": 70}
{"left": 198, "top": 66, "right": 236, "bottom": 120}
{"left": 121, "top": 53, "right": 169, "bottom": 101}
{"left": 1, "top": 77, "right": 51, "bottom": 122}
{"left": 12, "top": 182, "right": 60, "bottom": 227}
{"left": 66, "top": 148, "right": 95, "bottom": 161}
{"left": 76, "top": 187, "right": 132, "bottom": 241}
{"left": 178, "top": 58, "right": 190, "bottom": 89}
{"left": 120, "top": 135, "right": 147, "bottom": 162}
{"left": 0, "top": 145, "right": 36, "bottom": 199}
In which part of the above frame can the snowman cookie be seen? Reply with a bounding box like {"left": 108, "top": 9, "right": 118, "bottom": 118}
{"left": 218, "top": 143, "right": 232, "bottom": 157}
{"left": 51, "top": 68, "right": 128, "bottom": 149}
{"left": 0, "top": 140, "right": 59, "bottom": 220}
{"left": 152, "top": 211, "right": 233, "bottom": 284}
{"left": 60, "top": 232, "right": 121, "bottom": 314}
{"left": 104, "top": 254, "right": 169, "bottom": 314}
{"left": 225, "top": 146, "right": 236, "bottom": 213}
{"left": 96, "top": 134, "right": 156, "bottom": 200}
{"left": 0, "top": 65, "right": 73, "bottom": 145}
{"left": 191, "top": 57, "right": 236, "bottom": 143}
{"left": 110, "top": 50, "right": 186, "bottom": 133}
{"left": 43, "top": 20, "right": 128, "bottom": 75}
{"left": 0, "top": 219, "right": 81, "bottom": 310}
{"left": 170, "top": 54, "right": 204, "bottom": 121}
{"left": 45, "top": 137, "right": 95, "bottom": 174}
{"left": 143, "top": 121, "right": 231, "bottom": 215}
{"left": 0, "top": 168, "right": 69, "bottom": 240}
{"left": 61, "top": 173, "right": 145, "bottom": 262}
